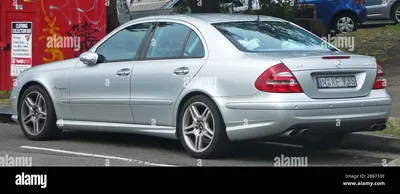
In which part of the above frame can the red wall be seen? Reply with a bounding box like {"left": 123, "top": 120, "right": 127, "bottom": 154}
{"left": 0, "top": 0, "right": 107, "bottom": 90}
{"left": 38, "top": 0, "right": 107, "bottom": 63}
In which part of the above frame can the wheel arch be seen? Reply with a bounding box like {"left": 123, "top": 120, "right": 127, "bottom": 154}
{"left": 390, "top": 0, "right": 400, "bottom": 19}
{"left": 174, "top": 91, "right": 225, "bottom": 139}
{"left": 331, "top": 10, "right": 359, "bottom": 28}
{"left": 18, "top": 80, "right": 56, "bottom": 117}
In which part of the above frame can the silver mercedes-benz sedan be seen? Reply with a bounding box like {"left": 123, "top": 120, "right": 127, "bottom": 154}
{"left": 9, "top": 14, "right": 391, "bottom": 159}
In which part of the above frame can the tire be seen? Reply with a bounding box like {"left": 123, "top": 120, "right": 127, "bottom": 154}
{"left": 177, "top": 95, "right": 231, "bottom": 159}
{"left": 18, "top": 85, "right": 61, "bottom": 140}
{"left": 332, "top": 13, "right": 358, "bottom": 33}
{"left": 391, "top": 3, "right": 400, "bottom": 24}
{"left": 300, "top": 133, "right": 345, "bottom": 150}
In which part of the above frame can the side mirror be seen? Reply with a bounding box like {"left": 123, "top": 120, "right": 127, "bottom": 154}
{"left": 79, "top": 52, "right": 99, "bottom": 65}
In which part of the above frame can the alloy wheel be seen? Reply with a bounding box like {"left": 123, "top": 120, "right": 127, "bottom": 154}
{"left": 182, "top": 102, "right": 215, "bottom": 153}
{"left": 21, "top": 91, "right": 47, "bottom": 135}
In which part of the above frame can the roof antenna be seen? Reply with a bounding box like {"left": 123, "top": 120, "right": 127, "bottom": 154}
{"left": 255, "top": 2, "right": 261, "bottom": 22}
{"left": 256, "top": 11, "right": 260, "bottom": 21}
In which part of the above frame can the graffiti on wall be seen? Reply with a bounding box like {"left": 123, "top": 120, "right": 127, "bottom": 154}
{"left": 39, "top": 0, "right": 65, "bottom": 63}
{"left": 39, "top": 0, "right": 106, "bottom": 63}
{"left": 66, "top": 21, "right": 100, "bottom": 57}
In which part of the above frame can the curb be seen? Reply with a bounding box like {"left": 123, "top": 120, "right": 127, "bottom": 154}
{"left": 0, "top": 105, "right": 12, "bottom": 123}
{"left": 0, "top": 113, "right": 13, "bottom": 123}
{"left": 0, "top": 105, "right": 11, "bottom": 115}
{"left": 341, "top": 132, "right": 400, "bottom": 153}
{"left": 388, "top": 158, "right": 400, "bottom": 166}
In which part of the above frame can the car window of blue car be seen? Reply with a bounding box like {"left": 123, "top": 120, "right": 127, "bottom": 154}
{"left": 96, "top": 22, "right": 152, "bottom": 62}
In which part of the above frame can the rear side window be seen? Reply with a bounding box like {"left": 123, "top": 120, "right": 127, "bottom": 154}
{"left": 183, "top": 31, "right": 205, "bottom": 58}
{"left": 146, "top": 22, "right": 190, "bottom": 58}
{"left": 212, "top": 21, "right": 336, "bottom": 52}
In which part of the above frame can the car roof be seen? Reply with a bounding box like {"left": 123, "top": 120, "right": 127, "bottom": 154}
{"left": 133, "top": 13, "right": 287, "bottom": 24}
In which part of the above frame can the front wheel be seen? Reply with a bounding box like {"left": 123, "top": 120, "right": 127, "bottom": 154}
{"left": 177, "top": 95, "right": 231, "bottom": 159}
{"left": 332, "top": 13, "right": 358, "bottom": 33}
{"left": 18, "top": 85, "right": 61, "bottom": 140}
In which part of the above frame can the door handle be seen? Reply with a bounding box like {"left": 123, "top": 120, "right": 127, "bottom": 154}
{"left": 116, "top": 68, "right": 130, "bottom": 76}
{"left": 174, "top": 67, "right": 189, "bottom": 75}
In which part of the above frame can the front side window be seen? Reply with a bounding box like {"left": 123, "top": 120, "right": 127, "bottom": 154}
{"left": 212, "top": 21, "right": 336, "bottom": 52}
{"left": 145, "top": 22, "right": 191, "bottom": 59}
{"left": 96, "top": 22, "right": 152, "bottom": 62}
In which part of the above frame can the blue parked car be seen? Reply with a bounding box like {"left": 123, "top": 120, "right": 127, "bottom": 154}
{"left": 160, "top": 0, "right": 367, "bottom": 33}
{"left": 298, "top": 0, "right": 367, "bottom": 33}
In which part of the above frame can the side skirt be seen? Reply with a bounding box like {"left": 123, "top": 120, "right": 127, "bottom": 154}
{"left": 56, "top": 119, "right": 178, "bottom": 140}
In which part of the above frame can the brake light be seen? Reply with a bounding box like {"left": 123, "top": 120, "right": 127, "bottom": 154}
{"left": 322, "top": 56, "right": 351, "bottom": 60}
{"left": 255, "top": 63, "right": 303, "bottom": 93}
{"left": 354, "top": 0, "right": 364, "bottom": 4}
{"left": 372, "top": 63, "right": 386, "bottom": 89}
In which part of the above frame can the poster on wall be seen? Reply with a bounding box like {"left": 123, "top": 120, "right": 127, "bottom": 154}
{"left": 11, "top": 22, "right": 32, "bottom": 77}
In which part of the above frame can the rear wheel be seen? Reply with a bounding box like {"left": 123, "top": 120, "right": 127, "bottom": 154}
{"left": 177, "top": 95, "right": 231, "bottom": 159}
{"left": 332, "top": 13, "right": 358, "bottom": 33}
{"left": 391, "top": 3, "right": 400, "bottom": 24}
{"left": 18, "top": 85, "right": 61, "bottom": 140}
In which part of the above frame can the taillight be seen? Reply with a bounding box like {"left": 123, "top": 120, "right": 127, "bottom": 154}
{"left": 255, "top": 63, "right": 303, "bottom": 93}
{"left": 354, "top": 0, "right": 363, "bottom": 4}
{"left": 372, "top": 63, "right": 386, "bottom": 89}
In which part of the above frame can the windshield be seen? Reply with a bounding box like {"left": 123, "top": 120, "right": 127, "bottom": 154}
{"left": 212, "top": 21, "right": 336, "bottom": 52}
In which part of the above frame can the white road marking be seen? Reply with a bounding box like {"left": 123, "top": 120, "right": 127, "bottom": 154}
{"left": 20, "top": 145, "right": 176, "bottom": 167}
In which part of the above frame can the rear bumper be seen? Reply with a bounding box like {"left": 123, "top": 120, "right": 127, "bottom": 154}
{"left": 214, "top": 90, "right": 391, "bottom": 141}
{"left": 355, "top": 5, "right": 368, "bottom": 24}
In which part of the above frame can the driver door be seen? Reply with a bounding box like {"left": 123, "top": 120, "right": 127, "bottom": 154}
{"left": 69, "top": 22, "right": 154, "bottom": 123}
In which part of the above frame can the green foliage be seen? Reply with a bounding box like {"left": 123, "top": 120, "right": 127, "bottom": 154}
{"left": 173, "top": 0, "right": 311, "bottom": 22}
{"left": 173, "top": 0, "right": 191, "bottom": 14}
{"left": 256, "top": 0, "right": 310, "bottom": 22}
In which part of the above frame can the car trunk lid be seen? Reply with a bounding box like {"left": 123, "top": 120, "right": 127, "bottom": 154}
{"left": 247, "top": 51, "right": 378, "bottom": 99}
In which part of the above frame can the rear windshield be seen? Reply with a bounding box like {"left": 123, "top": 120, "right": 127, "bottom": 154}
{"left": 212, "top": 21, "right": 335, "bottom": 52}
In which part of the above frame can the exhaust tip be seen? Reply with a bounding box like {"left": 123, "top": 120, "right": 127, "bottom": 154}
{"left": 289, "top": 130, "right": 300, "bottom": 136}
{"left": 300, "top": 129, "right": 309, "bottom": 136}
{"left": 370, "top": 124, "right": 387, "bottom": 131}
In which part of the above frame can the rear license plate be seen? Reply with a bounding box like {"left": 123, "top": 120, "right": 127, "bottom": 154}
{"left": 316, "top": 76, "right": 357, "bottom": 88}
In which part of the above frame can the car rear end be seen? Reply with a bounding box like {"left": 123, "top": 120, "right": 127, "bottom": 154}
{"left": 352, "top": 0, "right": 368, "bottom": 24}
{"left": 210, "top": 19, "right": 391, "bottom": 141}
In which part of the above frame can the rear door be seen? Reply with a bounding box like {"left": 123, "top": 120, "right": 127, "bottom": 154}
{"left": 130, "top": 20, "right": 208, "bottom": 126}
{"left": 281, "top": 54, "right": 377, "bottom": 99}
{"left": 365, "top": 0, "right": 387, "bottom": 18}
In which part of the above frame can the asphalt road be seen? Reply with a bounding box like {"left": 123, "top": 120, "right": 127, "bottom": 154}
{"left": 1, "top": 123, "right": 399, "bottom": 167}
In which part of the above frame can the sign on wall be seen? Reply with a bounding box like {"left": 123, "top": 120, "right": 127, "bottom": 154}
{"left": 11, "top": 22, "right": 32, "bottom": 77}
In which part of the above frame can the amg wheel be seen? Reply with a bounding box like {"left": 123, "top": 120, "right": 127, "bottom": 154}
{"left": 18, "top": 85, "right": 61, "bottom": 140}
{"left": 178, "top": 95, "right": 231, "bottom": 159}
